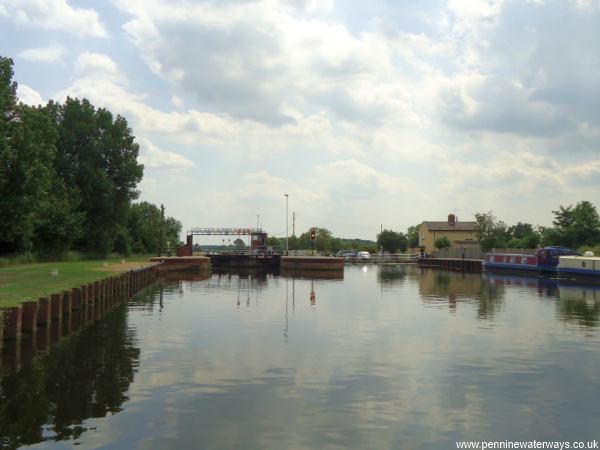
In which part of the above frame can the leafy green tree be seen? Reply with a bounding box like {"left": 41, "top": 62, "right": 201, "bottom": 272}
{"left": 551, "top": 201, "right": 600, "bottom": 248}
{"left": 163, "top": 217, "right": 182, "bottom": 249}
{"left": 266, "top": 236, "right": 282, "bottom": 248}
{"left": 407, "top": 225, "right": 420, "bottom": 248}
{"left": 234, "top": 238, "right": 245, "bottom": 248}
{"left": 0, "top": 56, "right": 19, "bottom": 252}
{"left": 377, "top": 229, "right": 408, "bottom": 253}
{"left": 0, "top": 102, "right": 61, "bottom": 252}
{"left": 506, "top": 222, "right": 540, "bottom": 249}
{"left": 55, "top": 98, "right": 144, "bottom": 256}
{"left": 297, "top": 227, "right": 337, "bottom": 252}
{"left": 127, "top": 202, "right": 181, "bottom": 253}
{"left": 434, "top": 236, "right": 451, "bottom": 250}
{"left": 475, "top": 211, "right": 509, "bottom": 251}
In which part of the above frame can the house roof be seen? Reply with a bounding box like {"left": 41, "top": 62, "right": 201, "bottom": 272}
{"left": 422, "top": 221, "right": 477, "bottom": 231}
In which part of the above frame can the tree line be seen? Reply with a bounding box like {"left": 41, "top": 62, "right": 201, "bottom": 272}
{"left": 266, "top": 228, "right": 379, "bottom": 254}
{"left": 475, "top": 200, "right": 600, "bottom": 252}
{"left": 0, "top": 56, "right": 180, "bottom": 259}
{"left": 340, "top": 200, "right": 600, "bottom": 255}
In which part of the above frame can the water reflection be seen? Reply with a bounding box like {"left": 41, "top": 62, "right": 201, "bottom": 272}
{"left": 376, "top": 264, "right": 408, "bottom": 286}
{"left": 482, "top": 273, "right": 600, "bottom": 329}
{"left": 2, "top": 268, "right": 600, "bottom": 449}
{"left": 0, "top": 305, "right": 140, "bottom": 448}
{"left": 417, "top": 268, "right": 505, "bottom": 319}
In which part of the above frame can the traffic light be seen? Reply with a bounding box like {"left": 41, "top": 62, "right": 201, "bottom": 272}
{"left": 310, "top": 228, "right": 316, "bottom": 240}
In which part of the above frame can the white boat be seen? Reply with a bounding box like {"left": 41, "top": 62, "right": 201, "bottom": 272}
{"left": 557, "top": 251, "right": 600, "bottom": 280}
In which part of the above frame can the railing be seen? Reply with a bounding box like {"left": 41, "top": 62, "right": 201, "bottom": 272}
{"left": 344, "top": 253, "right": 419, "bottom": 264}
{"left": 431, "top": 247, "right": 537, "bottom": 260}
{"left": 432, "top": 247, "right": 484, "bottom": 260}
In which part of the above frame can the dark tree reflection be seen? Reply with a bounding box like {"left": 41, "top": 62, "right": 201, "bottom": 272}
{"left": 556, "top": 285, "right": 600, "bottom": 328}
{"left": 0, "top": 306, "right": 139, "bottom": 448}
{"left": 418, "top": 268, "right": 505, "bottom": 319}
{"left": 377, "top": 265, "right": 408, "bottom": 286}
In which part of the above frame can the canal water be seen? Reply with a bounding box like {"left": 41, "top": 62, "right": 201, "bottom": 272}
{"left": 1, "top": 265, "right": 599, "bottom": 449}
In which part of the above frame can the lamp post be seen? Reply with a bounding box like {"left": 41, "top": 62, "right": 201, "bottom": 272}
{"left": 285, "top": 194, "right": 289, "bottom": 255}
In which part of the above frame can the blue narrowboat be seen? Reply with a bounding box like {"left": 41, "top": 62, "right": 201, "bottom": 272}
{"left": 483, "top": 246, "right": 580, "bottom": 274}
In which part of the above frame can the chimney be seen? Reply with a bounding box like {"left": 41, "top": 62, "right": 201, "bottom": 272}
{"left": 448, "top": 213, "right": 456, "bottom": 226}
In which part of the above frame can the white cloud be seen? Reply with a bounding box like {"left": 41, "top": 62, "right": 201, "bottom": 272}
{"left": 22, "top": 0, "right": 600, "bottom": 236}
{"left": 315, "top": 159, "right": 406, "bottom": 196}
{"left": 75, "top": 52, "right": 120, "bottom": 78}
{"left": 113, "top": 0, "right": 426, "bottom": 128}
{"left": 18, "top": 44, "right": 66, "bottom": 63}
{"left": 171, "top": 95, "right": 183, "bottom": 108}
{"left": 17, "top": 84, "right": 44, "bottom": 105}
{"left": 0, "top": 0, "right": 107, "bottom": 38}
{"left": 138, "top": 138, "right": 194, "bottom": 170}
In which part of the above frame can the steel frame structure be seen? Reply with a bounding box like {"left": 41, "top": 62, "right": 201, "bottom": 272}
{"left": 188, "top": 228, "right": 262, "bottom": 236}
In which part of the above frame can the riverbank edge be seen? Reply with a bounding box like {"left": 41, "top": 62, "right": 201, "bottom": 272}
{"left": 1, "top": 263, "right": 160, "bottom": 346}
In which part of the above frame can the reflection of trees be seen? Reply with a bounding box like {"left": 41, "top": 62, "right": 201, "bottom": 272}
{"left": 418, "top": 268, "right": 505, "bottom": 319}
{"left": 376, "top": 265, "right": 408, "bottom": 285}
{"left": 0, "top": 306, "right": 139, "bottom": 447}
{"left": 556, "top": 286, "right": 600, "bottom": 328}
{"left": 476, "top": 281, "right": 505, "bottom": 319}
{"left": 481, "top": 274, "right": 600, "bottom": 328}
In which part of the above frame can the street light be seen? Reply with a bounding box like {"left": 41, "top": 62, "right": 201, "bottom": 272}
{"left": 285, "top": 194, "right": 289, "bottom": 255}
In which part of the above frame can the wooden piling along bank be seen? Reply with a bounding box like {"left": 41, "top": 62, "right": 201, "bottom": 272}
{"left": 418, "top": 258, "right": 483, "bottom": 273}
{"left": 0, "top": 264, "right": 161, "bottom": 351}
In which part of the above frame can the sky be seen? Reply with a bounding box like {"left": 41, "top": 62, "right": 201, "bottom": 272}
{"left": 1, "top": 0, "right": 599, "bottom": 241}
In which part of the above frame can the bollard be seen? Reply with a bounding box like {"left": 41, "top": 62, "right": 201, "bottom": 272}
{"left": 37, "top": 297, "right": 51, "bottom": 327}
{"left": 3, "top": 306, "right": 22, "bottom": 341}
{"left": 21, "top": 301, "right": 39, "bottom": 334}
{"left": 50, "top": 293, "right": 63, "bottom": 319}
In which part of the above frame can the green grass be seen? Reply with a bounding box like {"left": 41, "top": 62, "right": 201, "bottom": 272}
{"left": 0, "top": 256, "right": 153, "bottom": 308}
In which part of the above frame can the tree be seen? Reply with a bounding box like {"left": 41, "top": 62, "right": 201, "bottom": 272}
{"left": 376, "top": 229, "right": 408, "bottom": 253}
{"left": 406, "top": 225, "right": 420, "bottom": 248}
{"left": 506, "top": 222, "right": 540, "bottom": 249}
{"left": 0, "top": 103, "right": 53, "bottom": 251}
{"left": 127, "top": 202, "right": 181, "bottom": 253}
{"left": 474, "top": 211, "right": 509, "bottom": 251}
{"left": 0, "top": 56, "right": 19, "bottom": 252}
{"left": 551, "top": 201, "right": 600, "bottom": 248}
{"left": 266, "top": 236, "right": 282, "bottom": 248}
{"left": 434, "top": 236, "right": 451, "bottom": 250}
{"left": 55, "top": 98, "right": 144, "bottom": 256}
{"left": 234, "top": 238, "right": 245, "bottom": 248}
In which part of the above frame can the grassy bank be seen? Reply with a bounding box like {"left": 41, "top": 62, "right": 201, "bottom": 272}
{"left": 0, "top": 256, "right": 154, "bottom": 308}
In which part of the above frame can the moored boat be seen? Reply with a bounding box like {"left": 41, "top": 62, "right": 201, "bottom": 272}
{"left": 483, "top": 252, "right": 539, "bottom": 272}
{"left": 483, "top": 246, "right": 580, "bottom": 274}
{"left": 557, "top": 251, "right": 600, "bottom": 281}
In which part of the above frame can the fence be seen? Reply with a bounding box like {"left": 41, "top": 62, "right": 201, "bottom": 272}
{"left": 432, "top": 247, "right": 484, "bottom": 259}
{"left": 432, "top": 247, "right": 538, "bottom": 260}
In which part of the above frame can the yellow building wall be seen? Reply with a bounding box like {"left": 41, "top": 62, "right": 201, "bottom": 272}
{"left": 418, "top": 224, "right": 478, "bottom": 253}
